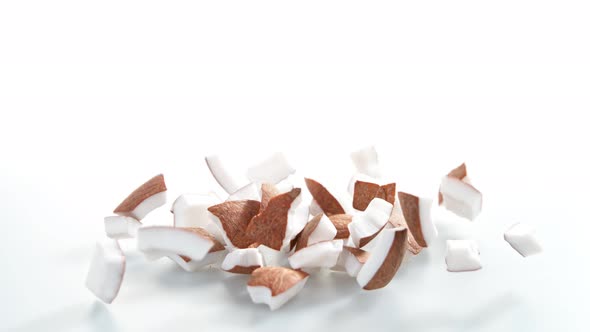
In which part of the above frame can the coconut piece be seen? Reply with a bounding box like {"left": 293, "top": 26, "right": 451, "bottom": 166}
{"left": 288, "top": 240, "right": 344, "bottom": 269}
{"left": 342, "top": 246, "right": 370, "bottom": 277}
{"left": 388, "top": 202, "right": 423, "bottom": 255}
{"left": 350, "top": 145, "right": 381, "bottom": 178}
{"left": 348, "top": 198, "right": 393, "bottom": 248}
{"left": 352, "top": 180, "right": 397, "bottom": 211}
{"left": 504, "top": 223, "right": 542, "bottom": 257}
{"left": 167, "top": 250, "right": 227, "bottom": 272}
{"left": 247, "top": 188, "right": 301, "bottom": 250}
{"left": 397, "top": 192, "right": 437, "bottom": 247}
{"left": 257, "top": 244, "right": 290, "bottom": 267}
{"left": 208, "top": 200, "right": 260, "bottom": 249}
{"left": 171, "top": 193, "right": 224, "bottom": 242}
{"left": 356, "top": 227, "right": 408, "bottom": 290}
{"left": 309, "top": 199, "right": 323, "bottom": 216}
{"left": 247, "top": 152, "right": 295, "bottom": 184}
{"left": 295, "top": 214, "right": 337, "bottom": 251}
{"left": 445, "top": 240, "right": 482, "bottom": 272}
{"left": 226, "top": 182, "right": 261, "bottom": 201}
{"left": 137, "top": 226, "right": 215, "bottom": 261}
{"left": 261, "top": 183, "right": 280, "bottom": 211}
{"left": 104, "top": 216, "right": 141, "bottom": 239}
{"left": 304, "top": 178, "right": 345, "bottom": 216}
{"left": 439, "top": 176, "right": 482, "bottom": 220}
{"left": 328, "top": 214, "right": 353, "bottom": 239}
{"left": 221, "top": 248, "right": 264, "bottom": 274}
{"left": 113, "top": 174, "right": 167, "bottom": 220}
{"left": 205, "top": 154, "right": 249, "bottom": 194}
{"left": 247, "top": 267, "right": 309, "bottom": 310}
{"left": 347, "top": 173, "right": 377, "bottom": 196}
{"left": 85, "top": 240, "right": 126, "bottom": 304}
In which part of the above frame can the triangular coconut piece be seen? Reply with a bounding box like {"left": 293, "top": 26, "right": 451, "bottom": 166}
{"left": 104, "top": 216, "right": 141, "bottom": 239}
{"left": 397, "top": 192, "right": 437, "bottom": 248}
{"left": 304, "top": 178, "right": 345, "bottom": 216}
{"left": 208, "top": 200, "right": 260, "bottom": 249}
{"left": 137, "top": 226, "right": 216, "bottom": 261}
{"left": 356, "top": 227, "right": 408, "bottom": 290}
{"left": 113, "top": 174, "right": 167, "bottom": 220}
{"left": 85, "top": 240, "right": 126, "bottom": 304}
{"left": 295, "top": 214, "right": 337, "bottom": 251}
{"left": 247, "top": 267, "right": 309, "bottom": 310}
{"left": 352, "top": 180, "right": 396, "bottom": 211}
{"left": 328, "top": 214, "right": 353, "bottom": 240}
{"left": 221, "top": 248, "right": 264, "bottom": 274}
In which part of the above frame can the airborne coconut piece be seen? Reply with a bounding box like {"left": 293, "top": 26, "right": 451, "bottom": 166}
{"left": 295, "top": 214, "right": 337, "bottom": 251}
{"left": 341, "top": 246, "right": 370, "bottom": 277}
{"left": 356, "top": 227, "right": 408, "bottom": 290}
{"left": 439, "top": 176, "right": 483, "bottom": 221}
{"left": 85, "top": 240, "right": 126, "bottom": 304}
{"left": 397, "top": 192, "right": 437, "bottom": 248}
{"left": 247, "top": 267, "right": 309, "bottom": 311}
{"left": 226, "top": 182, "right": 261, "bottom": 201}
{"left": 304, "top": 178, "right": 346, "bottom": 216}
{"left": 247, "top": 152, "right": 296, "bottom": 184}
{"left": 104, "top": 216, "right": 141, "bottom": 239}
{"left": 504, "top": 223, "right": 542, "bottom": 257}
{"left": 208, "top": 200, "right": 261, "bottom": 249}
{"left": 171, "top": 193, "right": 224, "bottom": 242}
{"left": 445, "top": 240, "right": 482, "bottom": 272}
{"left": 348, "top": 198, "right": 393, "bottom": 248}
{"left": 288, "top": 240, "right": 344, "bottom": 269}
{"left": 205, "top": 154, "right": 249, "bottom": 194}
{"left": 353, "top": 180, "right": 397, "bottom": 211}
{"left": 113, "top": 174, "right": 167, "bottom": 220}
{"left": 439, "top": 163, "right": 468, "bottom": 204}
{"left": 137, "top": 226, "right": 215, "bottom": 262}
{"left": 221, "top": 248, "right": 264, "bottom": 274}
{"left": 350, "top": 145, "right": 381, "bottom": 178}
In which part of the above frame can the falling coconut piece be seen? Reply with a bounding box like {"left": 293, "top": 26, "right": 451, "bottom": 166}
{"left": 85, "top": 240, "right": 126, "bottom": 304}
{"left": 171, "top": 193, "right": 224, "bottom": 242}
{"left": 113, "top": 174, "right": 167, "bottom": 220}
{"left": 348, "top": 198, "right": 393, "bottom": 248}
{"left": 445, "top": 240, "right": 482, "bottom": 272}
{"left": 247, "top": 152, "right": 296, "bottom": 184}
{"left": 104, "top": 216, "right": 141, "bottom": 239}
{"left": 328, "top": 214, "right": 353, "bottom": 239}
{"left": 439, "top": 176, "right": 482, "bottom": 221}
{"left": 389, "top": 201, "right": 423, "bottom": 255}
{"left": 205, "top": 155, "right": 249, "bottom": 194}
{"left": 304, "top": 178, "right": 345, "bottom": 216}
{"left": 504, "top": 223, "right": 542, "bottom": 257}
{"left": 226, "top": 182, "right": 261, "bottom": 201}
{"left": 353, "top": 181, "right": 396, "bottom": 211}
{"left": 208, "top": 200, "right": 261, "bottom": 249}
{"left": 341, "top": 246, "right": 370, "bottom": 277}
{"left": 356, "top": 227, "right": 408, "bottom": 290}
{"left": 439, "top": 163, "right": 467, "bottom": 204}
{"left": 350, "top": 145, "right": 381, "bottom": 178}
{"left": 137, "top": 226, "right": 215, "bottom": 261}
{"left": 289, "top": 240, "right": 344, "bottom": 269}
{"left": 247, "top": 267, "right": 309, "bottom": 311}
{"left": 222, "top": 248, "right": 264, "bottom": 274}
{"left": 397, "top": 192, "right": 437, "bottom": 247}
{"left": 295, "top": 214, "right": 337, "bottom": 251}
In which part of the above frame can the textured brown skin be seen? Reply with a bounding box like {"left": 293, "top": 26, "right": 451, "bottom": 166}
{"left": 389, "top": 205, "right": 423, "bottom": 255}
{"left": 304, "top": 178, "right": 345, "bottom": 216}
{"left": 260, "top": 183, "right": 280, "bottom": 211}
{"left": 247, "top": 188, "right": 301, "bottom": 250}
{"left": 344, "top": 246, "right": 370, "bottom": 264}
{"left": 363, "top": 227, "right": 408, "bottom": 290}
{"left": 397, "top": 192, "right": 427, "bottom": 247}
{"left": 329, "top": 214, "right": 352, "bottom": 239}
{"left": 248, "top": 267, "right": 309, "bottom": 296}
{"left": 353, "top": 181, "right": 396, "bottom": 211}
{"left": 295, "top": 214, "right": 322, "bottom": 251}
{"left": 439, "top": 163, "right": 467, "bottom": 205}
{"left": 289, "top": 232, "right": 301, "bottom": 252}
{"left": 208, "top": 200, "right": 261, "bottom": 249}
{"left": 377, "top": 183, "right": 397, "bottom": 206}
{"left": 114, "top": 174, "right": 167, "bottom": 213}
{"left": 226, "top": 265, "right": 261, "bottom": 274}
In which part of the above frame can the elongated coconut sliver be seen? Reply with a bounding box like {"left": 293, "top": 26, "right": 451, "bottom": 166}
{"left": 350, "top": 145, "right": 381, "bottom": 178}
{"left": 205, "top": 154, "right": 249, "bottom": 194}
{"left": 304, "top": 178, "right": 345, "bottom": 216}
{"left": 398, "top": 192, "right": 437, "bottom": 248}
{"left": 388, "top": 202, "right": 423, "bottom": 255}
{"left": 85, "top": 240, "right": 126, "bottom": 304}
{"left": 222, "top": 248, "right": 264, "bottom": 274}
{"left": 353, "top": 181, "right": 396, "bottom": 211}
{"left": 342, "top": 246, "right": 370, "bottom": 277}
{"left": 504, "top": 223, "right": 542, "bottom": 257}
{"left": 247, "top": 152, "right": 296, "bottom": 184}
{"left": 260, "top": 183, "right": 280, "bottom": 211}
{"left": 439, "top": 176, "right": 482, "bottom": 221}
{"left": 113, "top": 174, "right": 167, "bottom": 220}
{"left": 289, "top": 240, "right": 344, "bottom": 269}
{"left": 226, "top": 182, "right": 261, "bottom": 201}
{"left": 137, "top": 226, "right": 215, "bottom": 261}
{"left": 208, "top": 200, "right": 261, "bottom": 249}
{"left": 104, "top": 216, "right": 141, "bottom": 239}
{"left": 295, "top": 214, "right": 337, "bottom": 251}
{"left": 356, "top": 227, "right": 408, "bottom": 290}
{"left": 328, "top": 214, "right": 353, "bottom": 239}
{"left": 445, "top": 240, "right": 482, "bottom": 272}
{"left": 247, "top": 267, "right": 309, "bottom": 310}
{"left": 171, "top": 193, "right": 224, "bottom": 242}
{"left": 348, "top": 198, "right": 393, "bottom": 248}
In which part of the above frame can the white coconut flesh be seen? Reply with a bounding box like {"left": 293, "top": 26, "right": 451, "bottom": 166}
{"left": 104, "top": 216, "right": 141, "bottom": 239}
{"left": 247, "top": 276, "right": 308, "bottom": 311}
{"left": 205, "top": 154, "right": 249, "bottom": 194}
{"left": 350, "top": 145, "right": 381, "bottom": 178}
{"left": 445, "top": 240, "right": 482, "bottom": 272}
{"left": 171, "top": 193, "right": 225, "bottom": 243}
{"left": 122, "top": 191, "right": 167, "bottom": 220}
{"left": 137, "top": 226, "right": 214, "bottom": 261}
{"left": 167, "top": 250, "right": 227, "bottom": 272}
{"left": 247, "top": 152, "right": 295, "bottom": 184}
{"left": 288, "top": 240, "right": 344, "bottom": 269}
{"left": 85, "top": 240, "right": 126, "bottom": 304}
{"left": 348, "top": 198, "right": 393, "bottom": 248}
{"left": 439, "top": 176, "right": 482, "bottom": 220}
{"left": 221, "top": 248, "right": 264, "bottom": 271}
{"left": 504, "top": 223, "right": 542, "bottom": 257}
{"left": 356, "top": 228, "right": 401, "bottom": 288}
{"left": 257, "top": 245, "right": 290, "bottom": 267}
{"left": 226, "top": 182, "right": 262, "bottom": 201}
{"left": 282, "top": 194, "right": 310, "bottom": 251}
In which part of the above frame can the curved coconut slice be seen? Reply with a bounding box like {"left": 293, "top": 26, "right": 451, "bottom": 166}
{"left": 137, "top": 226, "right": 215, "bottom": 261}
{"left": 353, "top": 180, "right": 396, "bottom": 211}
{"left": 221, "top": 248, "right": 264, "bottom": 274}
{"left": 350, "top": 145, "right": 381, "bottom": 178}
{"left": 247, "top": 152, "right": 295, "bottom": 184}
{"left": 388, "top": 201, "right": 423, "bottom": 255}
{"left": 304, "top": 178, "right": 345, "bottom": 216}
{"left": 295, "top": 214, "right": 337, "bottom": 251}
{"left": 167, "top": 250, "right": 227, "bottom": 272}
{"left": 439, "top": 176, "right": 482, "bottom": 220}
{"left": 247, "top": 188, "right": 301, "bottom": 250}
{"left": 226, "top": 182, "right": 261, "bottom": 201}
{"left": 445, "top": 240, "right": 482, "bottom": 272}
{"left": 504, "top": 223, "right": 542, "bottom": 257}
{"left": 342, "top": 246, "right": 370, "bottom": 277}
{"left": 205, "top": 154, "right": 249, "bottom": 194}
{"left": 398, "top": 192, "right": 437, "bottom": 248}
{"left": 261, "top": 183, "right": 280, "bottom": 211}
{"left": 85, "top": 240, "right": 126, "bottom": 304}
{"left": 171, "top": 193, "right": 224, "bottom": 242}
{"left": 356, "top": 227, "right": 408, "bottom": 290}
{"left": 247, "top": 267, "right": 309, "bottom": 310}
{"left": 208, "top": 200, "right": 260, "bottom": 249}
{"left": 348, "top": 198, "right": 393, "bottom": 248}
{"left": 288, "top": 240, "right": 343, "bottom": 269}
{"left": 113, "top": 174, "right": 167, "bottom": 220}
{"left": 104, "top": 216, "right": 141, "bottom": 239}
{"left": 328, "top": 214, "right": 353, "bottom": 239}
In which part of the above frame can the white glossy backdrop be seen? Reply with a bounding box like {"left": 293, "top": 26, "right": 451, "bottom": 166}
{"left": 1, "top": 1, "right": 589, "bottom": 331}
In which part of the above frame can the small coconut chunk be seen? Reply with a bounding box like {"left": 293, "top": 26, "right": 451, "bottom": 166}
{"left": 342, "top": 246, "right": 370, "bottom": 277}
{"left": 167, "top": 250, "right": 227, "bottom": 272}
{"left": 350, "top": 145, "right": 381, "bottom": 178}
{"left": 348, "top": 198, "right": 393, "bottom": 248}
{"left": 205, "top": 154, "right": 249, "bottom": 194}
{"left": 328, "top": 214, "right": 353, "bottom": 240}
{"left": 288, "top": 240, "right": 344, "bottom": 269}
{"left": 304, "top": 178, "right": 345, "bottom": 216}
{"left": 247, "top": 267, "right": 309, "bottom": 310}
{"left": 85, "top": 240, "right": 126, "bottom": 304}
{"left": 353, "top": 180, "right": 397, "bottom": 211}
{"left": 445, "top": 240, "right": 482, "bottom": 272}
{"left": 226, "top": 182, "right": 261, "bottom": 201}
{"left": 104, "top": 216, "right": 141, "bottom": 239}
{"left": 137, "top": 226, "right": 215, "bottom": 261}
{"left": 247, "top": 152, "right": 296, "bottom": 184}
{"left": 295, "top": 214, "right": 337, "bottom": 251}
{"left": 257, "top": 245, "right": 290, "bottom": 267}
{"left": 504, "top": 223, "right": 542, "bottom": 257}
{"left": 398, "top": 192, "right": 437, "bottom": 247}
{"left": 208, "top": 200, "right": 261, "bottom": 249}
{"left": 113, "top": 174, "right": 167, "bottom": 220}
{"left": 439, "top": 176, "right": 482, "bottom": 220}
{"left": 172, "top": 193, "right": 224, "bottom": 242}
{"left": 222, "top": 248, "right": 264, "bottom": 274}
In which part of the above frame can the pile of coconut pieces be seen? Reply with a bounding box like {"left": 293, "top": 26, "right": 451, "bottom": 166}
{"left": 86, "top": 149, "right": 542, "bottom": 310}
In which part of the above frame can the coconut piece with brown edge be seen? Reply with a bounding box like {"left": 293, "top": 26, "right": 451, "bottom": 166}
{"left": 397, "top": 191, "right": 437, "bottom": 248}
{"left": 113, "top": 174, "right": 167, "bottom": 220}
{"left": 85, "top": 239, "right": 126, "bottom": 304}
{"left": 295, "top": 214, "right": 337, "bottom": 251}
{"left": 341, "top": 246, "right": 370, "bottom": 277}
{"left": 438, "top": 163, "right": 468, "bottom": 204}
{"left": 288, "top": 240, "right": 344, "bottom": 270}
{"left": 304, "top": 178, "right": 345, "bottom": 216}
{"left": 208, "top": 200, "right": 261, "bottom": 249}
{"left": 221, "top": 248, "right": 264, "bottom": 274}
{"left": 348, "top": 198, "right": 393, "bottom": 248}
{"left": 171, "top": 193, "right": 225, "bottom": 243}
{"left": 356, "top": 226, "right": 408, "bottom": 290}
{"left": 247, "top": 267, "right": 309, "bottom": 310}
{"left": 388, "top": 201, "right": 424, "bottom": 255}
{"left": 438, "top": 163, "right": 482, "bottom": 220}
{"left": 137, "top": 226, "right": 216, "bottom": 262}
{"left": 205, "top": 154, "right": 249, "bottom": 194}
{"left": 329, "top": 214, "right": 353, "bottom": 240}
{"left": 353, "top": 180, "right": 396, "bottom": 211}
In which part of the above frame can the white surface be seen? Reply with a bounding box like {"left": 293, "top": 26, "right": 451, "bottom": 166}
{"left": 1, "top": 0, "right": 589, "bottom": 331}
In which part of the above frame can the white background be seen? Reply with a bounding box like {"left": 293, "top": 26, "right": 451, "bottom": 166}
{"left": 1, "top": 1, "right": 589, "bottom": 331}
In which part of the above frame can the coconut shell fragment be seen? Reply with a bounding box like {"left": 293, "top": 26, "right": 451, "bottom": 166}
{"left": 304, "top": 178, "right": 345, "bottom": 216}
{"left": 353, "top": 180, "right": 396, "bottom": 211}
{"left": 208, "top": 200, "right": 260, "bottom": 249}
{"left": 113, "top": 174, "right": 167, "bottom": 220}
